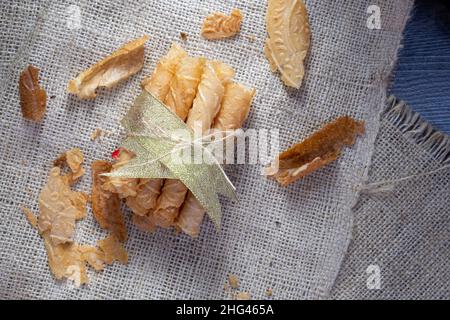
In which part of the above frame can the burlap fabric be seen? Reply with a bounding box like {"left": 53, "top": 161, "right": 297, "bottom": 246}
{"left": 0, "top": 0, "right": 414, "bottom": 299}
{"left": 332, "top": 97, "right": 450, "bottom": 299}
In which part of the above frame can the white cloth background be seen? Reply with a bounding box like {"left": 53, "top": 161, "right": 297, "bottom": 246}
{"left": 0, "top": 0, "right": 415, "bottom": 299}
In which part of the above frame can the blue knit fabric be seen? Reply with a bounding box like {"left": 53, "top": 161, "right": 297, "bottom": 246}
{"left": 390, "top": 0, "right": 450, "bottom": 134}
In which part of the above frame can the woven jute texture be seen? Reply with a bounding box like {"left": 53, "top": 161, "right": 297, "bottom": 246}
{"left": 332, "top": 97, "right": 450, "bottom": 299}
{"left": 0, "top": 1, "right": 412, "bottom": 299}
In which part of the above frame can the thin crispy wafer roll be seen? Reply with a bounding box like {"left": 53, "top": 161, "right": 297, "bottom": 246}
{"left": 103, "top": 148, "right": 139, "bottom": 198}
{"left": 122, "top": 44, "right": 188, "bottom": 218}
{"left": 174, "top": 191, "right": 205, "bottom": 237}
{"left": 153, "top": 61, "right": 235, "bottom": 228}
{"left": 165, "top": 56, "right": 205, "bottom": 121}
{"left": 213, "top": 82, "right": 255, "bottom": 131}
{"left": 176, "top": 82, "right": 255, "bottom": 237}
{"left": 125, "top": 179, "right": 163, "bottom": 216}
{"left": 141, "top": 43, "right": 187, "bottom": 98}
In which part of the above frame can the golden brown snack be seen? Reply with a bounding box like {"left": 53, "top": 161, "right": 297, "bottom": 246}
{"left": 37, "top": 167, "right": 87, "bottom": 245}
{"left": 234, "top": 292, "right": 252, "bottom": 300}
{"left": 125, "top": 179, "right": 163, "bottom": 216}
{"left": 97, "top": 234, "right": 128, "bottom": 265}
{"left": 265, "top": 116, "right": 365, "bottom": 186}
{"left": 19, "top": 65, "right": 47, "bottom": 121}
{"left": 174, "top": 191, "right": 206, "bottom": 237}
{"left": 201, "top": 8, "right": 243, "bottom": 40}
{"left": 228, "top": 274, "right": 239, "bottom": 289}
{"left": 154, "top": 61, "right": 234, "bottom": 228}
{"left": 54, "top": 148, "right": 85, "bottom": 185}
{"left": 90, "top": 128, "right": 103, "bottom": 141}
{"left": 78, "top": 245, "right": 105, "bottom": 271}
{"left": 165, "top": 56, "right": 205, "bottom": 121}
{"left": 153, "top": 179, "right": 190, "bottom": 228}
{"left": 141, "top": 43, "right": 187, "bottom": 98}
{"left": 176, "top": 81, "right": 255, "bottom": 236}
{"left": 21, "top": 206, "right": 38, "bottom": 228}
{"left": 91, "top": 160, "right": 127, "bottom": 242}
{"left": 132, "top": 214, "right": 157, "bottom": 233}
{"left": 27, "top": 148, "right": 128, "bottom": 286}
{"left": 43, "top": 233, "right": 90, "bottom": 287}
{"left": 103, "top": 148, "right": 139, "bottom": 198}
{"left": 67, "top": 35, "right": 149, "bottom": 99}
{"left": 213, "top": 82, "right": 255, "bottom": 131}
{"left": 265, "top": 0, "right": 310, "bottom": 88}
{"left": 124, "top": 44, "right": 187, "bottom": 222}
{"left": 43, "top": 233, "right": 127, "bottom": 286}
{"left": 186, "top": 61, "right": 235, "bottom": 133}
{"left": 180, "top": 32, "right": 188, "bottom": 41}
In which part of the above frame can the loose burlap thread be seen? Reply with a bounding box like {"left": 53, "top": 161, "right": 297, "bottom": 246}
{"left": 0, "top": 0, "right": 414, "bottom": 299}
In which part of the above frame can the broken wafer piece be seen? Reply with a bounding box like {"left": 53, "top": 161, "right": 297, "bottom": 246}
{"left": 234, "top": 292, "right": 252, "bottom": 300}
{"left": 27, "top": 149, "right": 128, "bottom": 286}
{"left": 265, "top": 116, "right": 365, "bottom": 186}
{"left": 265, "top": 0, "right": 310, "bottom": 88}
{"left": 19, "top": 65, "right": 47, "bottom": 122}
{"left": 91, "top": 160, "right": 127, "bottom": 242}
{"left": 43, "top": 234, "right": 90, "bottom": 287}
{"left": 67, "top": 35, "right": 149, "bottom": 99}
{"left": 54, "top": 148, "right": 85, "bottom": 185}
{"left": 38, "top": 166, "right": 88, "bottom": 245}
{"left": 201, "top": 8, "right": 243, "bottom": 40}
{"left": 21, "top": 206, "right": 38, "bottom": 228}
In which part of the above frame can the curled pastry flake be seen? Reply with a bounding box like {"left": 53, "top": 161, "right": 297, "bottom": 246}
{"left": 91, "top": 160, "right": 127, "bottom": 242}
{"left": 265, "top": 0, "right": 311, "bottom": 88}
{"left": 265, "top": 116, "right": 365, "bottom": 186}
{"left": 19, "top": 65, "right": 47, "bottom": 122}
{"left": 202, "top": 8, "right": 243, "bottom": 40}
{"left": 54, "top": 148, "right": 85, "bottom": 185}
{"left": 67, "top": 35, "right": 149, "bottom": 99}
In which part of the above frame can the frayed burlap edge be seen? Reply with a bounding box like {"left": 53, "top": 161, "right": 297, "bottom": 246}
{"left": 384, "top": 96, "right": 450, "bottom": 165}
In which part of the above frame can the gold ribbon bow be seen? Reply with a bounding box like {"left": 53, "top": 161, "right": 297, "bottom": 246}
{"left": 104, "top": 91, "right": 236, "bottom": 229}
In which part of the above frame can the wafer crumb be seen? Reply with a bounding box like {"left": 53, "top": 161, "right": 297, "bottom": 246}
{"left": 21, "top": 206, "right": 38, "bottom": 228}
{"left": 234, "top": 292, "right": 251, "bottom": 300}
{"left": 90, "top": 128, "right": 103, "bottom": 141}
{"left": 228, "top": 274, "right": 239, "bottom": 289}
{"left": 180, "top": 32, "right": 188, "bottom": 41}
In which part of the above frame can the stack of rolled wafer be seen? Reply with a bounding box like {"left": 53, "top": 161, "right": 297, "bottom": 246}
{"left": 105, "top": 43, "right": 255, "bottom": 237}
